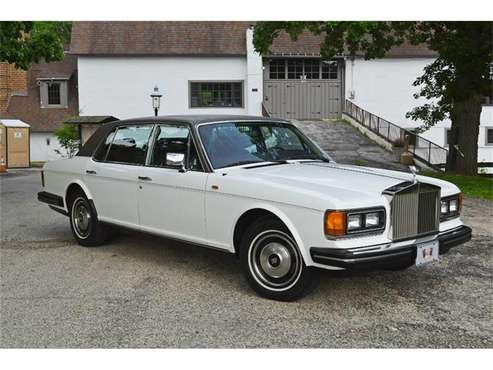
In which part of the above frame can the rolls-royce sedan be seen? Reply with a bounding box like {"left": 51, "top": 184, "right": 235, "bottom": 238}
{"left": 38, "top": 115, "right": 471, "bottom": 301}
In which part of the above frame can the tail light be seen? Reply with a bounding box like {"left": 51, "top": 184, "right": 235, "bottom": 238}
{"left": 41, "top": 170, "right": 45, "bottom": 187}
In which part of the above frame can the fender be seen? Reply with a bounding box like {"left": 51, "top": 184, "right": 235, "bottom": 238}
{"left": 64, "top": 178, "right": 94, "bottom": 204}
{"left": 230, "top": 202, "right": 309, "bottom": 264}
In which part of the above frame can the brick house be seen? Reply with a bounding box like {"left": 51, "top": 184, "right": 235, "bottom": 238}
{"left": 1, "top": 54, "right": 78, "bottom": 162}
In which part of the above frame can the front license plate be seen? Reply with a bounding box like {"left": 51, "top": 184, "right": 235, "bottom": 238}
{"left": 415, "top": 240, "right": 439, "bottom": 266}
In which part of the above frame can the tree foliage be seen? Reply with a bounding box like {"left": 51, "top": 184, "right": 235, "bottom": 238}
{"left": 253, "top": 21, "right": 493, "bottom": 174}
{"left": 0, "top": 21, "right": 72, "bottom": 70}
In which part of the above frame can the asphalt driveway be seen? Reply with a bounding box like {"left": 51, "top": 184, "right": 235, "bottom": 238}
{"left": 1, "top": 168, "right": 492, "bottom": 348}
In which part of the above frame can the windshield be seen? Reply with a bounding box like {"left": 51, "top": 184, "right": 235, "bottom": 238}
{"left": 198, "top": 121, "right": 330, "bottom": 169}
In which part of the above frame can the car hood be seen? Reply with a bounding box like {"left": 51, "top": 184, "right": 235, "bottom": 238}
{"left": 221, "top": 162, "right": 459, "bottom": 210}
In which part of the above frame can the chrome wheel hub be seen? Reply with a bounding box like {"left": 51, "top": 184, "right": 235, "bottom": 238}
{"left": 249, "top": 230, "right": 303, "bottom": 291}
{"left": 72, "top": 198, "right": 91, "bottom": 238}
{"left": 259, "top": 242, "right": 292, "bottom": 278}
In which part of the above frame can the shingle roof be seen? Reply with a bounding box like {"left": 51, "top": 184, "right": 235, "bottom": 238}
{"left": 70, "top": 21, "right": 252, "bottom": 56}
{"left": 70, "top": 21, "right": 437, "bottom": 58}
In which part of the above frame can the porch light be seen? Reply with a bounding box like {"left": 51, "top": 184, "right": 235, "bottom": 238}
{"left": 150, "top": 85, "right": 162, "bottom": 117}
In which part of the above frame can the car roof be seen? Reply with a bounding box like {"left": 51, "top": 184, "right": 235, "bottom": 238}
{"left": 77, "top": 115, "right": 291, "bottom": 157}
{"left": 114, "top": 114, "right": 290, "bottom": 126}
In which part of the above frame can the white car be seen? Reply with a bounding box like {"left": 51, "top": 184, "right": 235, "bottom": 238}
{"left": 38, "top": 115, "right": 471, "bottom": 301}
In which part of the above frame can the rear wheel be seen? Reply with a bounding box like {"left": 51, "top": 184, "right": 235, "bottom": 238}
{"left": 68, "top": 189, "right": 110, "bottom": 247}
{"left": 240, "top": 216, "right": 317, "bottom": 301}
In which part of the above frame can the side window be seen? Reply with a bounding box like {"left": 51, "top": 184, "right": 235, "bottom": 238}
{"left": 106, "top": 125, "right": 154, "bottom": 165}
{"left": 93, "top": 129, "right": 116, "bottom": 161}
{"left": 149, "top": 125, "right": 203, "bottom": 171}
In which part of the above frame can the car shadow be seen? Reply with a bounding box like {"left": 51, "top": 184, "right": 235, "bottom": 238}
{"left": 92, "top": 228, "right": 418, "bottom": 302}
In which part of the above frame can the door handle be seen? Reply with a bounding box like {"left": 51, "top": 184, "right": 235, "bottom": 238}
{"left": 138, "top": 176, "right": 152, "bottom": 181}
{"left": 86, "top": 170, "right": 97, "bottom": 175}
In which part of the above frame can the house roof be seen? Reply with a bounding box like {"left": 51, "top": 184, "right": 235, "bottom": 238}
{"left": 70, "top": 21, "right": 437, "bottom": 58}
{"left": 70, "top": 21, "right": 252, "bottom": 56}
{"left": 6, "top": 54, "right": 79, "bottom": 132}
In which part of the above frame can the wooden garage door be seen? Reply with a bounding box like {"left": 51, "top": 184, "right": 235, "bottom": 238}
{"left": 263, "top": 58, "right": 343, "bottom": 120}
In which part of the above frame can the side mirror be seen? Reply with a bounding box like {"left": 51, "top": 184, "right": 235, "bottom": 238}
{"left": 166, "top": 152, "right": 185, "bottom": 168}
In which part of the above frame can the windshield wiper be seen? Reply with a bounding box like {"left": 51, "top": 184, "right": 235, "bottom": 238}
{"left": 242, "top": 160, "right": 290, "bottom": 169}
{"left": 227, "top": 160, "right": 264, "bottom": 167}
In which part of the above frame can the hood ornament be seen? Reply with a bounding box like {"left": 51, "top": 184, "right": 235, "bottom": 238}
{"left": 409, "top": 165, "right": 418, "bottom": 184}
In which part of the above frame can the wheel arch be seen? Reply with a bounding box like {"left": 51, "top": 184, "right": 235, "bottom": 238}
{"left": 232, "top": 204, "right": 308, "bottom": 263}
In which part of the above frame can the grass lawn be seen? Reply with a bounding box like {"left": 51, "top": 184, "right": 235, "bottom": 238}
{"left": 421, "top": 171, "right": 493, "bottom": 201}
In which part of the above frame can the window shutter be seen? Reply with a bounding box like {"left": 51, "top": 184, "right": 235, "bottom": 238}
{"left": 60, "top": 81, "right": 68, "bottom": 107}
{"left": 39, "top": 82, "right": 48, "bottom": 108}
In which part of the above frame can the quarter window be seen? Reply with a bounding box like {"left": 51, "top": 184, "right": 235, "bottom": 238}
{"left": 105, "top": 125, "right": 154, "bottom": 165}
{"left": 93, "top": 129, "right": 116, "bottom": 161}
{"left": 190, "top": 82, "right": 243, "bottom": 108}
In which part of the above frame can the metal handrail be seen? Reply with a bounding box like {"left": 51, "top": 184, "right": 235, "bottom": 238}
{"left": 344, "top": 99, "right": 448, "bottom": 169}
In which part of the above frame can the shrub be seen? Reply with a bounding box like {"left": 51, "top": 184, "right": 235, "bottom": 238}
{"left": 54, "top": 123, "right": 79, "bottom": 158}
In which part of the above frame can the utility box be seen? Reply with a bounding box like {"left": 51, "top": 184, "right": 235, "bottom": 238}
{"left": 0, "top": 119, "right": 30, "bottom": 168}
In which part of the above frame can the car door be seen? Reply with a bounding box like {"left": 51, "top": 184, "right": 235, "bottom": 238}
{"left": 84, "top": 124, "right": 154, "bottom": 228}
{"left": 137, "top": 123, "right": 209, "bottom": 245}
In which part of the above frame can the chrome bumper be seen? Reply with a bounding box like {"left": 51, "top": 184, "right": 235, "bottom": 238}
{"left": 310, "top": 225, "right": 472, "bottom": 270}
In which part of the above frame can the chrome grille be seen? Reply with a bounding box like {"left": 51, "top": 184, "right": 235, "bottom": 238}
{"left": 386, "top": 182, "right": 440, "bottom": 241}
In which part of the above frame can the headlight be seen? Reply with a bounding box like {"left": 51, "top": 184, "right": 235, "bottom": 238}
{"left": 440, "top": 193, "right": 462, "bottom": 221}
{"left": 325, "top": 208, "right": 386, "bottom": 237}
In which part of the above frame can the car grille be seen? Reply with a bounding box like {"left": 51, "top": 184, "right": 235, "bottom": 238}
{"left": 384, "top": 182, "right": 440, "bottom": 241}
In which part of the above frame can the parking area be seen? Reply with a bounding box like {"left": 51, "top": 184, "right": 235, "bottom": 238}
{"left": 1, "top": 122, "right": 492, "bottom": 348}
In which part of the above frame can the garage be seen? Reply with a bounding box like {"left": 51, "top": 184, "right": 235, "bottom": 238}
{"left": 263, "top": 58, "right": 344, "bottom": 120}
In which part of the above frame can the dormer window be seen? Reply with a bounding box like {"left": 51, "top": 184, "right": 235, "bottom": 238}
{"left": 39, "top": 78, "right": 69, "bottom": 108}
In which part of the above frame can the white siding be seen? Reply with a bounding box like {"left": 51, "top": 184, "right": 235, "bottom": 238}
{"left": 78, "top": 56, "right": 263, "bottom": 119}
{"left": 30, "top": 133, "right": 64, "bottom": 162}
{"left": 345, "top": 58, "right": 493, "bottom": 171}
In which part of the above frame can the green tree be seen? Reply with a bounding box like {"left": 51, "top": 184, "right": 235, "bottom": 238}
{"left": 54, "top": 123, "right": 79, "bottom": 158}
{"left": 0, "top": 21, "right": 71, "bottom": 70}
{"left": 253, "top": 22, "right": 493, "bottom": 175}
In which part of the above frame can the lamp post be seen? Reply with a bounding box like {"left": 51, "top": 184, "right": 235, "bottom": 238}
{"left": 150, "top": 85, "right": 162, "bottom": 117}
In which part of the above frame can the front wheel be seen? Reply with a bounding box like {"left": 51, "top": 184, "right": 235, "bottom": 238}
{"left": 240, "top": 216, "right": 318, "bottom": 301}
{"left": 68, "top": 190, "right": 110, "bottom": 247}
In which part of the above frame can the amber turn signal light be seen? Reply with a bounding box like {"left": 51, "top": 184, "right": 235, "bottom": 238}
{"left": 324, "top": 210, "right": 347, "bottom": 236}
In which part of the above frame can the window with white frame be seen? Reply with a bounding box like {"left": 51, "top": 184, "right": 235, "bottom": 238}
{"left": 39, "top": 80, "right": 68, "bottom": 108}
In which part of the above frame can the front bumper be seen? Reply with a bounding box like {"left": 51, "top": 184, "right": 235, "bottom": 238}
{"left": 310, "top": 225, "right": 472, "bottom": 270}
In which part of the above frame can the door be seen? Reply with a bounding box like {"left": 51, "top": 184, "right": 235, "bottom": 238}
{"left": 7, "top": 127, "right": 29, "bottom": 168}
{"left": 263, "top": 58, "right": 343, "bottom": 119}
{"left": 84, "top": 124, "right": 154, "bottom": 228}
{"left": 137, "top": 124, "right": 208, "bottom": 245}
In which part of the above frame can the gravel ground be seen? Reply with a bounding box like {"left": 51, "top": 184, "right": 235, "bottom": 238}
{"left": 1, "top": 170, "right": 492, "bottom": 348}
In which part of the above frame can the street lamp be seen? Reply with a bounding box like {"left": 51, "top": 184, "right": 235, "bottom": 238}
{"left": 150, "top": 85, "right": 162, "bottom": 117}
